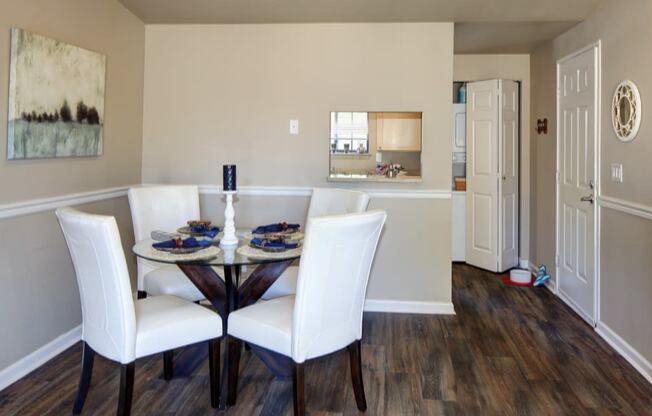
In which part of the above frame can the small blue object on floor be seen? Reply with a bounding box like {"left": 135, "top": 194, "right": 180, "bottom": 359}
{"left": 533, "top": 265, "right": 551, "bottom": 287}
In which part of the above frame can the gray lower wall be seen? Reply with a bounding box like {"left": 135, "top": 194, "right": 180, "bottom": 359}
{"left": 199, "top": 193, "right": 453, "bottom": 303}
{"left": 600, "top": 208, "right": 652, "bottom": 363}
{"left": 0, "top": 196, "right": 136, "bottom": 371}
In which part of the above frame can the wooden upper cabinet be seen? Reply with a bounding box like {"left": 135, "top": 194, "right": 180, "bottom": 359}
{"left": 376, "top": 112, "right": 422, "bottom": 152}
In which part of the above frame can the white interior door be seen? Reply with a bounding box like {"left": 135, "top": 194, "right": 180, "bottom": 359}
{"left": 499, "top": 80, "right": 519, "bottom": 271}
{"left": 466, "top": 80, "right": 500, "bottom": 271}
{"left": 557, "top": 46, "right": 598, "bottom": 325}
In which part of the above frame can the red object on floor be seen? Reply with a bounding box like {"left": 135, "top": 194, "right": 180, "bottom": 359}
{"left": 501, "top": 275, "right": 535, "bottom": 287}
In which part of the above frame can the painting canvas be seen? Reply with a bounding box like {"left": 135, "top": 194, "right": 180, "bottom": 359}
{"left": 7, "top": 28, "right": 106, "bottom": 159}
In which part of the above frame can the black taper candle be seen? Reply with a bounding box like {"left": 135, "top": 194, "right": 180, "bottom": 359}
{"left": 223, "top": 165, "right": 237, "bottom": 191}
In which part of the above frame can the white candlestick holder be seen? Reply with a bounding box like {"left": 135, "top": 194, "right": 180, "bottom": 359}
{"left": 220, "top": 191, "right": 238, "bottom": 247}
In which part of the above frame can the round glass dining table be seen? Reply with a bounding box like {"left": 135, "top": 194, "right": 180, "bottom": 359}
{"left": 133, "top": 234, "right": 301, "bottom": 408}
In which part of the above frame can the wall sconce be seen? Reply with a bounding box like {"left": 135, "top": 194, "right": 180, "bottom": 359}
{"left": 536, "top": 118, "right": 548, "bottom": 135}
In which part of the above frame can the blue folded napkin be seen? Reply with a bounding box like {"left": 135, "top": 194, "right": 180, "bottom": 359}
{"left": 191, "top": 224, "right": 220, "bottom": 238}
{"left": 250, "top": 238, "right": 299, "bottom": 250}
{"left": 252, "top": 223, "right": 300, "bottom": 234}
{"left": 153, "top": 237, "right": 212, "bottom": 249}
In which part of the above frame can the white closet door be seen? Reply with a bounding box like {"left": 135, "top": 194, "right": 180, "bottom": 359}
{"left": 499, "top": 80, "right": 519, "bottom": 271}
{"left": 466, "top": 80, "right": 500, "bottom": 271}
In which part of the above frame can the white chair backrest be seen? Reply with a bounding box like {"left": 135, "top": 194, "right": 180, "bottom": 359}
{"left": 292, "top": 210, "right": 386, "bottom": 362}
{"left": 306, "top": 188, "right": 370, "bottom": 220}
{"left": 128, "top": 185, "right": 200, "bottom": 290}
{"left": 56, "top": 208, "right": 136, "bottom": 364}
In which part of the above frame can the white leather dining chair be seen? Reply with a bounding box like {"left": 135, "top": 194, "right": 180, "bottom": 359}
{"left": 227, "top": 210, "right": 386, "bottom": 415}
{"left": 128, "top": 185, "right": 205, "bottom": 302}
{"left": 56, "top": 208, "right": 223, "bottom": 416}
{"left": 261, "top": 188, "right": 370, "bottom": 300}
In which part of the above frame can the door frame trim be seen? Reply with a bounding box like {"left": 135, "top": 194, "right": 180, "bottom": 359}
{"left": 555, "top": 40, "right": 602, "bottom": 326}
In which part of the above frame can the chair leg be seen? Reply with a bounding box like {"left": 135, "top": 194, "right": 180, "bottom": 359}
{"left": 227, "top": 337, "right": 243, "bottom": 406}
{"left": 73, "top": 342, "right": 95, "bottom": 415}
{"left": 348, "top": 340, "right": 367, "bottom": 411}
{"left": 292, "top": 362, "right": 305, "bottom": 416}
{"left": 137, "top": 291, "right": 147, "bottom": 299}
{"left": 117, "top": 362, "right": 135, "bottom": 416}
{"left": 208, "top": 339, "right": 221, "bottom": 408}
{"left": 163, "top": 350, "right": 174, "bottom": 381}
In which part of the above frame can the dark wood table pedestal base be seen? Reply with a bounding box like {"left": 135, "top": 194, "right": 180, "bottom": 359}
{"left": 178, "top": 259, "right": 293, "bottom": 409}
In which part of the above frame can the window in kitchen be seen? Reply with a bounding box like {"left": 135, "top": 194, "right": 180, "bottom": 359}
{"left": 330, "top": 111, "right": 369, "bottom": 154}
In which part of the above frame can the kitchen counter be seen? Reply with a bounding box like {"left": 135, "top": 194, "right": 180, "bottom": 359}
{"left": 328, "top": 173, "right": 423, "bottom": 183}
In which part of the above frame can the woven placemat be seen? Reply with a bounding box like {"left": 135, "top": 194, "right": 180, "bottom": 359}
{"left": 236, "top": 244, "right": 302, "bottom": 260}
{"left": 143, "top": 245, "right": 221, "bottom": 262}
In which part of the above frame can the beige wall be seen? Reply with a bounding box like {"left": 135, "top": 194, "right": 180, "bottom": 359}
{"left": 199, "top": 193, "right": 451, "bottom": 302}
{"left": 143, "top": 23, "right": 454, "bottom": 305}
{"left": 142, "top": 23, "right": 451, "bottom": 190}
{"left": 0, "top": 0, "right": 145, "bottom": 203}
{"left": 0, "top": 0, "right": 144, "bottom": 372}
{"left": 0, "top": 197, "right": 136, "bottom": 371}
{"left": 453, "top": 54, "right": 533, "bottom": 264}
{"left": 531, "top": 0, "right": 652, "bottom": 369}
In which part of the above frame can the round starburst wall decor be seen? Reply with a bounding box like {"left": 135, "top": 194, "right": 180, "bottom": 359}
{"left": 612, "top": 80, "right": 641, "bottom": 142}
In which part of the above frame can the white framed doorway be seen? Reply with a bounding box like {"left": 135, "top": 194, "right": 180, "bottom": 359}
{"left": 555, "top": 41, "right": 601, "bottom": 326}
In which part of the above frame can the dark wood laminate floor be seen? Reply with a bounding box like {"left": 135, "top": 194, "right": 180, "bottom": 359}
{"left": 2, "top": 264, "right": 651, "bottom": 415}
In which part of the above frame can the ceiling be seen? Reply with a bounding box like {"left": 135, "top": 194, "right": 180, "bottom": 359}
{"left": 118, "top": 0, "right": 603, "bottom": 52}
{"left": 454, "top": 21, "right": 580, "bottom": 53}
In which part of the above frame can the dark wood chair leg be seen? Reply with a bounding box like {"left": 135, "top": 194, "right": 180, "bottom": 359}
{"left": 117, "top": 362, "right": 135, "bottom": 416}
{"left": 137, "top": 290, "right": 147, "bottom": 299}
{"left": 292, "top": 362, "right": 305, "bottom": 416}
{"left": 348, "top": 340, "right": 367, "bottom": 411}
{"left": 208, "top": 339, "right": 221, "bottom": 408}
{"left": 227, "top": 337, "right": 243, "bottom": 406}
{"left": 163, "top": 350, "right": 174, "bottom": 381}
{"left": 73, "top": 342, "right": 95, "bottom": 415}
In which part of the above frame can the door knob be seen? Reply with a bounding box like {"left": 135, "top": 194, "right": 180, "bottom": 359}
{"left": 580, "top": 194, "right": 594, "bottom": 204}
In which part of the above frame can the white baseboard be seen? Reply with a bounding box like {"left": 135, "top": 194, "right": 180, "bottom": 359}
{"left": 0, "top": 325, "right": 81, "bottom": 392}
{"left": 364, "top": 299, "right": 455, "bottom": 315}
{"left": 596, "top": 322, "right": 652, "bottom": 385}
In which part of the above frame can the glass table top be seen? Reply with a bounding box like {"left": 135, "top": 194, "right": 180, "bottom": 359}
{"left": 132, "top": 235, "right": 302, "bottom": 267}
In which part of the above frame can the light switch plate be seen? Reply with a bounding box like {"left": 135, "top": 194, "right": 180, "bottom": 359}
{"left": 610, "top": 163, "right": 623, "bottom": 183}
{"left": 290, "top": 119, "right": 299, "bottom": 135}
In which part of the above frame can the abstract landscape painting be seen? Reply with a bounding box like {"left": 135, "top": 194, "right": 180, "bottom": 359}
{"left": 7, "top": 28, "right": 106, "bottom": 159}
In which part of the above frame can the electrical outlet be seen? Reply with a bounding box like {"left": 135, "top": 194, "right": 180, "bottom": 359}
{"left": 289, "top": 119, "right": 299, "bottom": 135}
{"left": 611, "top": 163, "right": 623, "bottom": 183}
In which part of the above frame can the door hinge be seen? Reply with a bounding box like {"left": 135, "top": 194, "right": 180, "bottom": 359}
{"left": 556, "top": 171, "right": 560, "bottom": 184}
{"left": 555, "top": 254, "right": 560, "bottom": 267}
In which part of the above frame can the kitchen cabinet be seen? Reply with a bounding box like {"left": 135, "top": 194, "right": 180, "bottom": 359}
{"left": 376, "top": 112, "right": 422, "bottom": 152}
